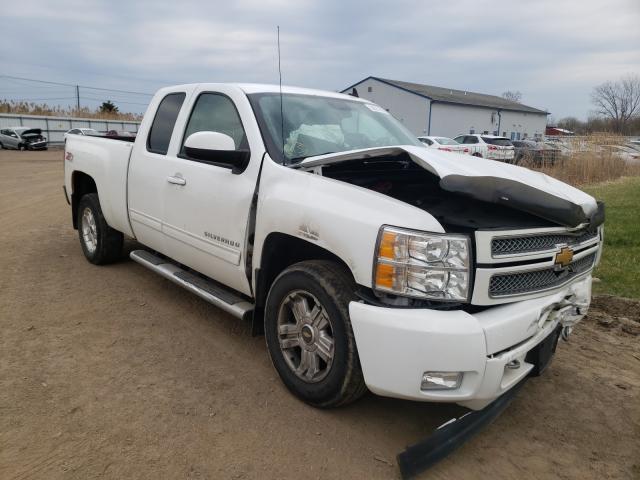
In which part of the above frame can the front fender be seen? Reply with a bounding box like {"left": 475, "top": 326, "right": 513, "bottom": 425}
{"left": 253, "top": 157, "right": 444, "bottom": 289}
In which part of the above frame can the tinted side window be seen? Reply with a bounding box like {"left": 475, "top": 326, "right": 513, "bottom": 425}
{"left": 453, "top": 136, "right": 465, "bottom": 143}
{"left": 147, "top": 92, "right": 186, "bottom": 155}
{"left": 180, "top": 93, "right": 247, "bottom": 155}
{"left": 467, "top": 136, "right": 478, "bottom": 144}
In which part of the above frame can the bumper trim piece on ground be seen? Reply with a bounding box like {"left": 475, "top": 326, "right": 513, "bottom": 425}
{"left": 396, "top": 378, "right": 527, "bottom": 480}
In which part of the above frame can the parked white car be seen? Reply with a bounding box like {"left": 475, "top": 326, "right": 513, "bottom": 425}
{"left": 64, "top": 128, "right": 101, "bottom": 141}
{"left": 418, "top": 136, "right": 470, "bottom": 154}
{"left": 453, "top": 134, "right": 515, "bottom": 162}
{"left": 601, "top": 145, "right": 640, "bottom": 164}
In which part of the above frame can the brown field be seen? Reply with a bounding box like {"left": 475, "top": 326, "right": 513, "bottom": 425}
{"left": 523, "top": 134, "right": 640, "bottom": 186}
{"left": 1, "top": 149, "right": 639, "bottom": 479}
{"left": 0, "top": 100, "right": 142, "bottom": 121}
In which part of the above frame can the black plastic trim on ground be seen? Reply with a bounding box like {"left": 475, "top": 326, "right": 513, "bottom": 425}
{"left": 396, "top": 378, "right": 528, "bottom": 479}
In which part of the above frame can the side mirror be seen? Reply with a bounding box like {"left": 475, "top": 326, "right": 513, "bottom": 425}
{"left": 183, "top": 131, "right": 250, "bottom": 174}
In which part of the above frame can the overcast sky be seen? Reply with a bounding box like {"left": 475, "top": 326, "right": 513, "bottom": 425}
{"left": 1, "top": 0, "right": 639, "bottom": 119}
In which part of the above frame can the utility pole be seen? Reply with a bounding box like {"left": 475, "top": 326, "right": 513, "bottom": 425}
{"left": 75, "top": 85, "right": 80, "bottom": 111}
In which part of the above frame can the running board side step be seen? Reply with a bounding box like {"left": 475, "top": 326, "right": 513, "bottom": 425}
{"left": 130, "top": 249, "right": 254, "bottom": 320}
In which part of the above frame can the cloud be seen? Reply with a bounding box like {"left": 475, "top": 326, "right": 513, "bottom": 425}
{"left": 0, "top": 0, "right": 638, "bottom": 118}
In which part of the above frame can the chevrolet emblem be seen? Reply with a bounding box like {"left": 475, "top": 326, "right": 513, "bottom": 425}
{"left": 554, "top": 246, "right": 574, "bottom": 268}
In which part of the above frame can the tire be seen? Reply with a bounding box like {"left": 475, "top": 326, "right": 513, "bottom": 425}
{"left": 472, "top": 152, "right": 483, "bottom": 158}
{"left": 0, "top": 142, "right": 4, "bottom": 149}
{"left": 77, "top": 193, "right": 123, "bottom": 265}
{"left": 264, "top": 260, "right": 367, "bottom": 408}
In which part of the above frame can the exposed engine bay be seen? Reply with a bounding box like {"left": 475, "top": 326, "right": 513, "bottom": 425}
{"left": 317, "top": 152, "right": 557, "bottom": 232}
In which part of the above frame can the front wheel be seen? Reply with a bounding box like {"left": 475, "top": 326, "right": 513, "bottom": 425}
{"left": 77, "top": 193, "right": 123, "bottom": 264}
{"left": 264, "top": 260, "right": 367, "bottom": 408}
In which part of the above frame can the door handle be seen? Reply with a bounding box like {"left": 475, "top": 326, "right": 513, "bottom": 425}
{"left": 167, "top": 175, "right": 186, "bottom": 186}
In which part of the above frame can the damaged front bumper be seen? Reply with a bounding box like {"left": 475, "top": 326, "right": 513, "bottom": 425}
{"left": 349, "top": 275, "right": 592, "bottom": 411}
{"left": 26, "top": 141, "right": 47, "bottom": 150}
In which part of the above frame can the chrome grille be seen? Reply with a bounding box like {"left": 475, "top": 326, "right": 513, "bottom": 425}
{"left": 489, "top": 253, "right": 596, "bottom": 297}
{"left": 491, "top": 229, "right": 598, "bottom": 256}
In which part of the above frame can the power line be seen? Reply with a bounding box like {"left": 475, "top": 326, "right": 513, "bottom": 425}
{"left": 0, "top": 74, "right": 154, "bottom": 96}
{"left": 2, "top": 97, "right": 79, "bottom": 102}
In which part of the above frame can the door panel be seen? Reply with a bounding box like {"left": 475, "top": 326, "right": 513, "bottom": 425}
{"left": 128, "top": 92, "right": 187, "bottom": 253}
{"left": 161, "top": 90, "right": 258, "bottom": 296}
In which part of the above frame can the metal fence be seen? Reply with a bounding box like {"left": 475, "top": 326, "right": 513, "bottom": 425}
{"left": 0, "top": 113, "right": 140, "bottom": 145}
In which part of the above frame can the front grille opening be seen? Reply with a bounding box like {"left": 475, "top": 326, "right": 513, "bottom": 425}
{"left": 492, "top": 229, "right": 598, "bottom": 256}
{"left": 489, "top": 253, "right": 596, "bottom": 297}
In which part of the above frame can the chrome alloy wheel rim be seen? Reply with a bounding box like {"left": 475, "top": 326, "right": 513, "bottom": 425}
{"left": 81, "top": 207, "right": 98, "bottom": 254}
{"left": 276, "top": 290, "right": 334, "bottom": 383}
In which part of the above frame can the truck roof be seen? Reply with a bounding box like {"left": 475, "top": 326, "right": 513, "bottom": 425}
{"left": 163, "top": 83, "right": 366, "bottom": 101}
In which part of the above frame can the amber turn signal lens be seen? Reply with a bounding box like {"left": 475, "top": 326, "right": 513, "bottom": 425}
{"left": 378, "top": 231, "right": 397, "bottom": 260}
{"left": 375, "top": 262, "right": 395, "bottom": 289}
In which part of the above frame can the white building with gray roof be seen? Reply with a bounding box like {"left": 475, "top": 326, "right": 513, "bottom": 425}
{"left": 342, "top": 77, "right": 549, "bottom": 140}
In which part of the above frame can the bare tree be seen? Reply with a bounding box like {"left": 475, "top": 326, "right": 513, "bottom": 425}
{"left": 502, "top": 90, "right": 522, "bottom": 103}
{"left": 591, "top": 74, "right": 640, "bottom": 133}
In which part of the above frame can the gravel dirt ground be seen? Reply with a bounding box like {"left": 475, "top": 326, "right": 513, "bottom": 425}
{"left": 1, "top": 149, "right": 639, "bottom": 480}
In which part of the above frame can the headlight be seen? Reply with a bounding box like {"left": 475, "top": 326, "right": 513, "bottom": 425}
{"left": 373, "top": 226, "right": 471, "bottom": 302}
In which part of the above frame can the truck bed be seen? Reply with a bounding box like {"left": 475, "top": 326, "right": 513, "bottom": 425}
{"left": 64, "top": 135, "right": 136, "bottom": 237}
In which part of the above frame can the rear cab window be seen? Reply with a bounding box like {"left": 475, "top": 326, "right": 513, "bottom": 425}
{"left": 147, "top": 92, "right": 186, "bottom": 155}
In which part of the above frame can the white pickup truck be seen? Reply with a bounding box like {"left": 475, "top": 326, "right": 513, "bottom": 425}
{"left": 63, "top": 83, "right": 604, "bottom": 413}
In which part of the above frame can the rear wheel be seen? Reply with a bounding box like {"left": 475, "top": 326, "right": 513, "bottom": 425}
{"left": 472, "top": 152, "right": 483, "bottom": 158}
{"left": 264, "top": 260, "right": 367, "bottom": 408}
{"left": 77, "top": 193, "right": 123, "bottom": 265}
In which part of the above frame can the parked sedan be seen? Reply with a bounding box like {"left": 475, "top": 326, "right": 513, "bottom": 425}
{"left": 418, "top": 136, "right": 470, "bottom": 154}
{"left": 512, "top": 140, "right": 560, "bottom": 166}
{"left": 453, "top": 134, "right": 515, "bottom": 162}
{"left": 0, "top": 127, "right": 48, "bottom": 150}
{"left": 65, "top": 128, "right": 101, "bottom": 140}
{"left": 601, "top": 145, "right": 640, "bottom": 164}
{"left": 106, "top": 130, "right": 137, "bottom": 138}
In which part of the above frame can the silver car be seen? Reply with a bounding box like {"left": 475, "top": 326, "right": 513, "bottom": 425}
{"left": 0, "top": 127, "right": 48, "bottom": 150}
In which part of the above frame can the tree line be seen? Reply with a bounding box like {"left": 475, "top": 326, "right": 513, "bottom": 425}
{"left": 504, "top": 74, "right": 640, "bottom": 135}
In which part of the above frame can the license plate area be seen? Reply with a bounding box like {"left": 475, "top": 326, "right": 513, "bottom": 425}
{"left": 525, "top": 325, "right": 562, "bottom": 376}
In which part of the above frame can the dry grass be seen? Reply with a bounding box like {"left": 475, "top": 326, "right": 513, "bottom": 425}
{"left": 0, "top": 99, "right": 143, "bottom": 121}
{"left": 535, "top": 154, "right": 640, "bottom": 186}
{"left": 524, "top": 133, "right": 640, "bottom": 186}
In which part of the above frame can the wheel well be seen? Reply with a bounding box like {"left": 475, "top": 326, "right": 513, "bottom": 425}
{"left": 251, "top": 232, "right": 352, "bottom": 335}
{"left": 71, "top": 171, "right": 97, "bottom": 229}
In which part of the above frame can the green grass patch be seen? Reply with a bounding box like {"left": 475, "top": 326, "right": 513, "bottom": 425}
{"left": 583, "top": 177, "right": 640, "bottom": 299}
